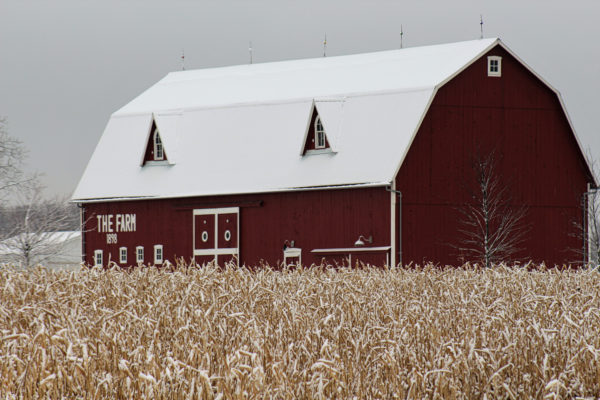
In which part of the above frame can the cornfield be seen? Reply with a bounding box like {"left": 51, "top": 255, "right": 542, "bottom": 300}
{"left": 1, "top": 264, "right": 599, "bottom": 399}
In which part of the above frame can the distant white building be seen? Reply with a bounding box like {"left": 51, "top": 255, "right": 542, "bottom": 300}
{"left": 0, "top": 231, "right": 82, "bottom": 270}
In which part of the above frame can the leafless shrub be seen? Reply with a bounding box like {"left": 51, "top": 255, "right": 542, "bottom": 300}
{"left": 1, "top": 263, "right": 599, "bottom": 398}
{"left": 0, "top": 118, "right": 31, "bottom": 199}
{"left": 0, "top": 183, "right": 79, "bottom": 268}
{"left": 571, "top": 153, "right": 600, "bottom": 267}
{"left": 587, "top": 188, "right": 600, "bottom": 265}
{"left": 456, "top": 152, "right": 529, "bottom": 267}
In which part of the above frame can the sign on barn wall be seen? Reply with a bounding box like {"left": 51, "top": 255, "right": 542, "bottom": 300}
{"left": 96, "top": 214, "right": 137, "bottom": 244}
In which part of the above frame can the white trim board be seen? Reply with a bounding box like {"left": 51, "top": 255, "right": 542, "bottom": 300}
{"left": 193, "top": 207, "right": 239, "bottom": 215}
{"left": 312, "top": 246, "right": 391, "bottom": 253}
{"left": 194, "top": 248, "right": 239, "bottom": 256}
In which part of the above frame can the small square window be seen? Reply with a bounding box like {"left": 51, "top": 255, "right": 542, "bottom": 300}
{"left": 154, "top": 244, "right": 163, "bottom": 265}
{"left": 136, "top": 246, "right": 144, "bottom": 264}
{"left": 487, "top": 56, "right": 502, "bottom": 77}
{"left": 94, "top": 250, "right": 103, "bottom": 267}
{"left": 119, "top": 247, "right": 127, "bottom": 264}
{"left": 490, "top": 59, "right": 498, "bottom": 72}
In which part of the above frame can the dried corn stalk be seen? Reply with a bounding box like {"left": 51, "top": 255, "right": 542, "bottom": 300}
{"left": 0, "top": 263, "right": 599, "bottom": 399}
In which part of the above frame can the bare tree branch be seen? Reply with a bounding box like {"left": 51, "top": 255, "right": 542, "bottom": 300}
{"left": 570, "top": 152, "right": 600, "bottom": 266}
{"left": 0, "top": 117, "right": 82, "bottom": 268}
{"left": 0, "top": 118, "right": 32, "bottom": 198}
{"left": 454, "top": 151, "right": 529, "bottom": 267}
{"left": 0, "top": 181, "right": 80, "bottom": 268}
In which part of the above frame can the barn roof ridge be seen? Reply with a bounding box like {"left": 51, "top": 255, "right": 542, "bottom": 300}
{"left": 113, "top": 38, "right": 499, "bottom": 116}
{"left": 161, "top": 38, "right": 499, "bottom": 80}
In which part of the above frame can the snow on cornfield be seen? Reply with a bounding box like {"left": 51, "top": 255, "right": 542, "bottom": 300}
{"left": 1, "top": 263, "right": 599, "bottom": 398}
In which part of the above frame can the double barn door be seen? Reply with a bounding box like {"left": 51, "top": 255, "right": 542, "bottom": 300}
{"left": 193, "top": 207, "right": 239, "bottom": 265}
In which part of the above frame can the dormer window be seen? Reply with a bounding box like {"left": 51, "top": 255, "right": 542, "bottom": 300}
{"left": 487, "top": 56, "right": 502, "bottom": 77}
{"left": 315, "top": 116, "right": 326, "bottom": 149}
{"left": 301, "top": 104, "right": 334, "bottom": 155}
{"left": 153, "top": 128, "right": 164, "bottom": 160}
{"left": 142, "top": 118, "right": 169, "bottom": 165}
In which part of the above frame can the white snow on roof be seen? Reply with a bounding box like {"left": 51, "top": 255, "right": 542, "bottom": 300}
{"left": 74, "top": 39, "right": 503, "bottom": 201}
{"left": 116, "top": 38, "right": 498, "bottom": 115}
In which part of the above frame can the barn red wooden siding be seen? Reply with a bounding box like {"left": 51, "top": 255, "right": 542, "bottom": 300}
{"left": 83, "top": 187, "right": 391, "bottom": 268}
{"left": 395, "top": 45, "right": 590, "bottom": 266}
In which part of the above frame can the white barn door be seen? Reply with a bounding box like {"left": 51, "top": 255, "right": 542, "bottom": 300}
{"left": 193, "top": 207, "right": 239, "bottom": 266}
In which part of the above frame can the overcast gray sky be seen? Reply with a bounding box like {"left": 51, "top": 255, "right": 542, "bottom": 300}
{"left": 1, "top": 0, "right": 599, "bottom": 197}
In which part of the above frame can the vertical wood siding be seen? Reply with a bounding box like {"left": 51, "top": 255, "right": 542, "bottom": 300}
{"left": 395, "top": 45, "right": 591, "bottom": 266}
{"left": 83, "top": 187, "right": 390, "bottom": 268}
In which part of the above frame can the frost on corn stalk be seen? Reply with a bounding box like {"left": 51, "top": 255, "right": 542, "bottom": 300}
{"left": 0, "top": 264, "right": 599, "bottom": 398}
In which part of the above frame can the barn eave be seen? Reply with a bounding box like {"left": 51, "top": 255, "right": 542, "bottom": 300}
{"left": 71, "top": 181, "right": 390, "bottom": 204}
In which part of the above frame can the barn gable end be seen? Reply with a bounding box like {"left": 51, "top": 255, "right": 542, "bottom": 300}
{"left": 394, "top": 43, "right": 594, "bottom": 266}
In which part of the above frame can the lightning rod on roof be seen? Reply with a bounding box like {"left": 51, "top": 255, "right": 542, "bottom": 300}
{"left": 323, "top": 33, "right": 327, "bottom": 57}
{"left": 400, "top": 25, "right": 404, "bottom": 49}
{"left": 249, "top": 41, "right": 253, "bottom": 64}
{"left": 480, "top": 15, "right": 484, "bottom": 39}
{"left": 181, "top": 49, "right": 185, "bottom": 71}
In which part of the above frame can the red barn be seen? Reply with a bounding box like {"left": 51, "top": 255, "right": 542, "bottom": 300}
{"left": 73, "top": 38, "right": 596, "bottom": 268}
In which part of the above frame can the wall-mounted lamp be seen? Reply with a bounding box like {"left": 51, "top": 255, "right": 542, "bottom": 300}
{"left": 283, "top": 240, "right": 295, "bottom": 250}
{"left": 354, "top": 235, "right": 373, "bottom": 247}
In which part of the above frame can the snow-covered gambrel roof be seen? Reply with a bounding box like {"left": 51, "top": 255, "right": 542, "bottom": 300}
{"left": 72, "top": 38, "right": 593, "bottom": 202}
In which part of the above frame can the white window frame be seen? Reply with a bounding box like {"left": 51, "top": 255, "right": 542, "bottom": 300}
{"left": 314, "top": 116, "right": 326, "bottom": 149}
{"left": 119, "top": 247, "right": 127, "bottom": 264}
{"left": 94, "top": 250, "right": 103, "bottom": 267}
{"left": 487, "top": 56, "right": 502, "bottom": 77}
{"left": 136, "top": 246, "right": 144, "bottom": 264}
{"left": 154, "top": 244, "right": 163, "bottom": 265}
{"left": 153, "top": 128, "right": 164, "bottom": 160}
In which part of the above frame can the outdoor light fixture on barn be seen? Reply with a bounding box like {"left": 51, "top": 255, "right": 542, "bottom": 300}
{"left": 354, "top": 235, "right": 373, "bottom": 247}
{"left": 73, "top": 38, "right": 596, "bottom": 268}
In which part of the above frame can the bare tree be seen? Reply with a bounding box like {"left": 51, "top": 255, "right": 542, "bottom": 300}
{"left": 586, "top": 188, "right": 600, "bottom": 265}
{"left": 0, "top": 118, "right": 31, "bottom": 199}
{"left": 455, "top": 152, "right": 529, "bottom": 268}
{"left": 0, "top": 183, "right": 79, "bottom": 268}
{"left": 0, "top": 118, "right": 80, "bottom": 268}
{"left": 571, "top": 154, "right": 600, "bottom": 267}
